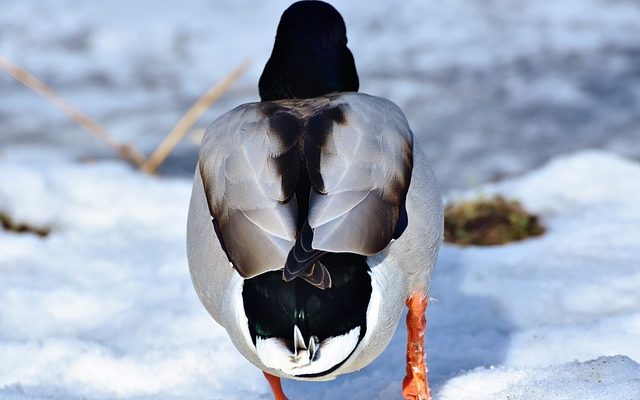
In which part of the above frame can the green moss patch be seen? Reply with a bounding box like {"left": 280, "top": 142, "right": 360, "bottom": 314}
{"left": 444, "top": 196, "right": 545, "bottom": 246}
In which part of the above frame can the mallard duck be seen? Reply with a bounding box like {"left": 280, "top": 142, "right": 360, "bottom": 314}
{"left": 187, "top": 1, "right": 443, "bottom": 399}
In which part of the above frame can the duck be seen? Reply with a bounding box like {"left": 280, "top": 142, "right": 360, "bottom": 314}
{"left": 186, "top": 1, "right": 443, "bottom": 399}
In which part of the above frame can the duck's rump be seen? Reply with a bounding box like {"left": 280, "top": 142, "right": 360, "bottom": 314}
{"left": 242, "top": 252, "right": 371, "bottom": 346}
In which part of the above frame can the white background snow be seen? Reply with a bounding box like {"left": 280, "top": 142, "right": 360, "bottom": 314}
{"left": 1, "top": 0, "right": 640, "bottom": 399}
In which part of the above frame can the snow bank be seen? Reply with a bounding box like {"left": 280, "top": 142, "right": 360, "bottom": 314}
{"left": 439, "top": 356, "right": 640, "bottom": 400}
{"left": 0, "top": 153, "right": 266, "bottom": 399}
{"left": 1, "top": 150, "right": 639, "bottom": 399}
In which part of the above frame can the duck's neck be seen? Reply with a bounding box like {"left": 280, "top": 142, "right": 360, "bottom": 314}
{"left": 258, "top": 40, "right": 359, "bottom": 101}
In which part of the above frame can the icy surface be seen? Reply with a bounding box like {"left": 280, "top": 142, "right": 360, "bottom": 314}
{"left": 1, "top": 150, "right": 639, "bottom": 399}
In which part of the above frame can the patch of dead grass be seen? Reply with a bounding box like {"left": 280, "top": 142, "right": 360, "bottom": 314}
{"left": 444, "top": 196, "right": 545, "bottom": 246}
{"left": 0, "top": 212, "right": 50, "bottom": 237}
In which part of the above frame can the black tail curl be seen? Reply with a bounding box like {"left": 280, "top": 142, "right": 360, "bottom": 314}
{"left": 283, "top": 220, "right": 332, "bottom": 289}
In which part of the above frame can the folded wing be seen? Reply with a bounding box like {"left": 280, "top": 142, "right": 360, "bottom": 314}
{"left": 198, "top": 104, "right": 299, "bottom": 278}
{"left": 307, "top": 93, "right": 413, "bottom": 256}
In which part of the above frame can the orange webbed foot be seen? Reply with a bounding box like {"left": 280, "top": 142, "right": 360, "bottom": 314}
{"left": 402, "top": 293, "right": 431, "bottom": 400}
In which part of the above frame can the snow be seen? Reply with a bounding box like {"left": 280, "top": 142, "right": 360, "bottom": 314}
{"left": 1, "top": 150, "right": 639, "bottom": 399}
{"left": 439, "top": 356, "right": 640, "bottom": 400}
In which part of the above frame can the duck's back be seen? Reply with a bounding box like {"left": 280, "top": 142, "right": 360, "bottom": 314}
{"left": 194, "top": 92, "right": 413, "bottom": 284}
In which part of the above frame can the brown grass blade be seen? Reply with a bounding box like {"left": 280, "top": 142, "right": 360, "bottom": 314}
{"left": 0, "top": 56, "right": 148, "bottom": 168}
{"left": 142, "top": 58, "right": 251, "bottom": 174}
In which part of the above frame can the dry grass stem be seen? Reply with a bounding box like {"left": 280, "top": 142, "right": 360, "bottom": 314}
{"left": 0, "top": 56, "right": 148, "bottom": 168}
{"left": 142, "top": 58, "right": 251, "bottom": 174}
{"left": 0, "top": 56, "right": 250, "bottom": 173}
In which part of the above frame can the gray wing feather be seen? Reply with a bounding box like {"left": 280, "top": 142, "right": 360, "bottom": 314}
{"left": 198, "top": 104, "right": 297, "bottom": 278}
{"left": 308, "top": 93, "right": 413, "bottom": 256}
{"left": 311, "top": 191, "right": 396, "bottom": 254}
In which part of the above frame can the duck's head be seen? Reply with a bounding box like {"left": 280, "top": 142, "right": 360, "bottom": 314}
{"left": 259, "top": 0, "right": 359, "bottom": 101}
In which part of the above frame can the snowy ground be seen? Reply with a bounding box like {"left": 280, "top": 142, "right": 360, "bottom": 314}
{"left": 2, "top": 0, "right": 640, "bottom": 189}
{"left": 1, "top": 150, "right": 639, "bottom": 399}
{"left": 2, "top": 0, "right": 640, "bottom": 398}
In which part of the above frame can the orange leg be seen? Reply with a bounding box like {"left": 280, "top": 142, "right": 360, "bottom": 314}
{"left": 263, "top": 371, "right": 289, "bottom": 400}
{"left": 402, "top": 293, "right": 431, "bottom": 400}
